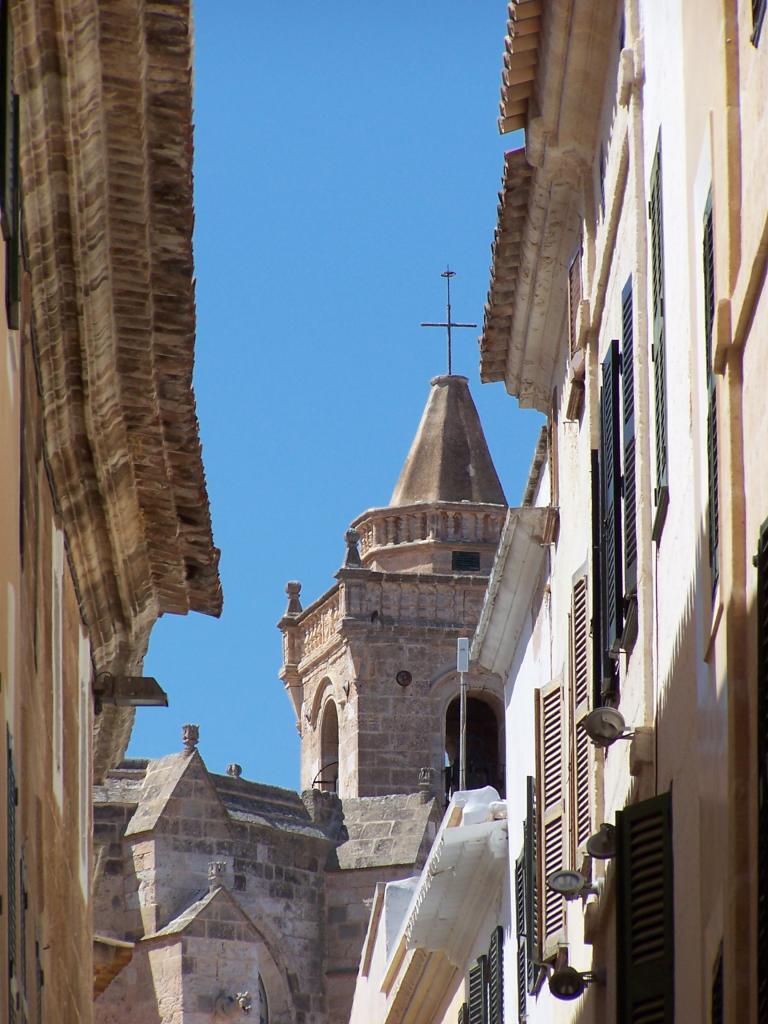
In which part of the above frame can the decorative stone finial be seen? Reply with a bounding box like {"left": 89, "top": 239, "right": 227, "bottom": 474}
{"left": 208, "top": 860, "right": 226, "bottom": 892}
{"left": 344, "top": 528, "right": 362, "bottom": 568}
{"left": 182, "top": 723, "right": 199, "bottom": 752}
{"left": 418, "top": 766, "right": 434, "bottom": 803}
{"left": 226, "top": 763, "right": 242, "bottom": 778}
{"left": 284, "top": 581, "right": 302, "bottom": 615}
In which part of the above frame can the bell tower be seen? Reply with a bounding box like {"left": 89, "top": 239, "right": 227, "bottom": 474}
{"left": 279, "top": 375, "right": 508, "bottom": 799}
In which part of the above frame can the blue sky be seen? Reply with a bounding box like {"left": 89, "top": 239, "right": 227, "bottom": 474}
{"left": 128, "top": 3, "right": 543, "bottom": 789}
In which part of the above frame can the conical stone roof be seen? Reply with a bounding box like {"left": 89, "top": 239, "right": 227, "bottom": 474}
{"left": 390, "top": 375, "right": 507, "bottom": 506}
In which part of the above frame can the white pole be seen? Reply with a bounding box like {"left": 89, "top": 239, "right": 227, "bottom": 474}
{"left": 457, "top": 639, "right": 470, "bottom": 791}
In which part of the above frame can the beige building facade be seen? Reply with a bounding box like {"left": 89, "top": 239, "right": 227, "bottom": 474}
{"left": 0, "top": 1, "right": 221, "bottom": 1021}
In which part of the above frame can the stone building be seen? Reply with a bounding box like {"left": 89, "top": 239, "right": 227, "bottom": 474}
{"left": 0, "top": 2, "right": 221, "bottom": 1021}
{"left": 93, "top": 373, "right": 510, "bottom": 1024}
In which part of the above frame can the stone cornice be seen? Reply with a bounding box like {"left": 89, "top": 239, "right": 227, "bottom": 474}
{"left": 15, "top": 0, "right": 222, "bottom": 774}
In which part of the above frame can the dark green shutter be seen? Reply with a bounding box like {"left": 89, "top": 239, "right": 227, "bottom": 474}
{"left": 703, "top": 194, "right": 719, "bottom": 588}
{"left": 621, "top": 278, "right": 637, "bottom": 600}
{"left": 524, "top": 776, "right": 539, "bottom": 993}
{"left": 468, "top": 957, "right": 488, "bottom": 1024}
{"left": 591, "top": 450, "right": 604, "bottom": 706}
{"left": 458, "top": 1005, "right": 469, "bottom": 1024}
{"left": 600, "top": 339, "right": 623, "bottom": 656}
{"left": 649, "top": 139, "right": 669, "bottom": 526}
{"left": 757, "top": 519, "right": 768, "bottom": 1022}
{"left": 616, "top": 792, "right": 674, "bottom": 1024}
{"left": 514, "top": 851, "right": 527, "bottom": 1020}
{"left": 488, "top": 927, "right": 504, "bottom": 1024}
{"left": 753, "top": 0, "right": 767, "bottom": 44}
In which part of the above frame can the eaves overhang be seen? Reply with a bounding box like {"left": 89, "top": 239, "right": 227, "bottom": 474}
{"left": 498, "top": 0, "right": 542, "bottom": 135}
{"left": 471, "top": 506, "right": 551, "bottom": 680}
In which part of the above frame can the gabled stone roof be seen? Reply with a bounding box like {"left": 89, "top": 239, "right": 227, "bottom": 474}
{"left": 124, "top": 750, "right": 231, "bottom": 838}
{"left": 143, "top": 885, "right": 259, "bottom": 942}
{"left": 390, "top": 376, "right": 506, "bottom": 507}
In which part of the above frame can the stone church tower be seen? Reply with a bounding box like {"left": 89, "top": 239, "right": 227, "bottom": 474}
{"left": 93, "top": 373, "right": 509, "bottom": 1024}
{"left": 279, "top": 373, "right": 508, "bottom": 802}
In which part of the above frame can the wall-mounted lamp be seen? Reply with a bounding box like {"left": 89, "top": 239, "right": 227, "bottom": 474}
{"left": 540, "top": 949, "right": 604, "bottom": 1001}
{"left": 581, "top": 706, "right": 633, "bottom": 747}
{"left": 93, "top": 672, "right": 168, "bottom": 714}
{"left": 546, "top": 869, "right": 600, "bottom": 900}
{"left": 586, "top": 822, "right": 616, "bottom": 860}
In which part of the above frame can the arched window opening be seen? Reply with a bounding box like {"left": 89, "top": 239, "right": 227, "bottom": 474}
{"left": 444, "top": 695, "right": 504, "bottom": 800}
{"left": 315, "top": 700, "right": 339, "bottom": 793}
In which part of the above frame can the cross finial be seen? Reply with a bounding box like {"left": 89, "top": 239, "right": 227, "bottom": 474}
{"left": 420, "top": 266, "right": 477, "bottom": 375}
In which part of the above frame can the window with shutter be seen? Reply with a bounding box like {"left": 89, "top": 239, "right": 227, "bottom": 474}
{"left": 649, "top": 138, "right": 669, "bottom": 537}
{"left": 468, "top": 957, "right": 488, "bottom": 1024}
{"left": 570, "top": 577, "right": 591, "bottom": 859}
{"left": 535, "top": 681, "right": 566, "bottom": 957}
{"left": 702, "top": 193, "right": 719, "bottom": 589}
{"left": 600, "top": 339, "right": 623, "bottom": 659}
{"left": 757, "top": 518, "right": 768, "bottom": 1021}
{"left": 568, "top": 243, "right": 582, "bottom": 356}
{"left": 616, "top": 792, "right": 674, "bottom": 1023}
{"left": 487, "top": 926, "right": 503, "bottom": 1024}
{"left": 514, "top": 850, "right": 527, "bottom": 1021}
{"left": 590, "top": 450, "right": 604, "bottom": 708}
{"left": 621, "top": 279, "right": 637, "bottom": 599}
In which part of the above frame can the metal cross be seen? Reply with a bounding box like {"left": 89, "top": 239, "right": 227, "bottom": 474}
{"left": 420, "top": 267, "right": 477, "bottom": 376}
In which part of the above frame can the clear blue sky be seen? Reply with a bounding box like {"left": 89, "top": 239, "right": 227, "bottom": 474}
{"left": 128, "top": 3, "right": 543, "bottom": 789}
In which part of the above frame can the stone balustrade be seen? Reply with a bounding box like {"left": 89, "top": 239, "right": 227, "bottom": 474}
{"left": 352, "top": 502, "right": 506, "bottom": 560}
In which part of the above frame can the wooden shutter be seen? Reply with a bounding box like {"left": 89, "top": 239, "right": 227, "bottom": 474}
{"left": 616, "top": 792, "right": 674, "bottom": 1023}
{"left": 601, "top": 339, "right": 623, "bottom": 656}
{"left": 568, "top": 243, "right": 582, "bottom": 356}
{"left": 488, "top": 927, "right": 504, "bottom": 1024}
{"left": 649, "top": 139, "right": 669, "bottom": 518}
{"left": 468, "top": 957, "right": 488, "bottom": 1024}
{"left": 757, "top": 518, "right": 768, "bottom": 1022}
{"left": 523, "top": 776, "right": 539, "bottom": 993}
{"left": 514, "top": 851, "right": 527, "bottom": 1021}
{"left": 536, "top": 680, "right": 566, "bottom": 956}
{"left": 570, "top": 577, "right": 591, "bottom": 858}
{"left": 753, "top": 0, "right": 767, "bottom": 44}
{"left": 621, "top": 279, "right": 637, "bottom": 599}
{"left": 702, "top": 194, "right": 719, "bottom": 587}
{"left": 458, "top": 1005, "right": 469, "bottom": 1024}
{"left": 1, "top": 2, "right": 20, "bottom": 328}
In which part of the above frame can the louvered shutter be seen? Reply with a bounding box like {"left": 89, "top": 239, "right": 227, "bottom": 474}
{"left": 568, "top": 243, "right": 582, "bottom": 356}
{"left": 1, "top": 2, "right": 20, "bottom": 328}
{"left": 488, "top": 927, "right": 504, "bottom": 1024}
{"left": 649, "top": 140, "right": 669, "bottom": 519}
{"left": 570, "top": 578, "right": 591, "bottom": 858}
{"left": 523, "top": 776, "right": 539, "bottom": 993}
{"left": 702, "top": 195, "right": 719, "bottom": 588}
{"left": 616, "top": 792, "right": 674, "bottom": 1023}
{"left": 468, "top": 957, "right": 488, "bottom": 1024}
{"left": 621, "top": 279, "right": 638, "bottom": 599}
{"left": 590, "top": 450, "right": 604, "bottom": 707}
{"left": 601, "top": 339, "right": 623, "bottom": 656}
{"left": 535, "top": 681, "right": 566, "bottom": 956}
{"left": 458, "top": 1005, "right": 469, "bottom": 1024}
{"left": 753, "top": 0, "right": 767, "bottom": 43}
{"left": 757, "top": 519, "right": 768, "bottom": 1021}
{"left": 514, "top": 851, "right": 527, "bottom": 1020}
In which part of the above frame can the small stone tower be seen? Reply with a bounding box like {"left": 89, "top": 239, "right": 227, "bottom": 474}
{"left": 279, "top": 374, "right": 508, "bottom": 799}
